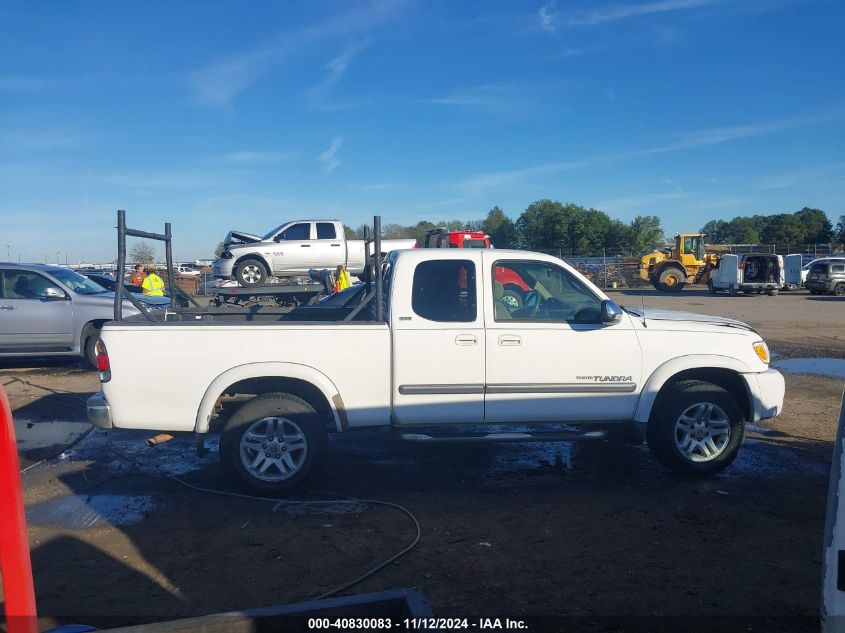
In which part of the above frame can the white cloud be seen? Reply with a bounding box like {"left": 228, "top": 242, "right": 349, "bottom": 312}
{"left": 0, "top": 76, "right": 66, "bottom": 91}
{"left": 565, "top": 0, "right": 726, "bottom": 26}
{"left": 219, "top": 150, "right": 296, "bottom": 164}
{"left": 756, "top": 163, "right": 845, "bottom": 190}
{"left": 308, "top": 38, "right": 373, "bottom": 107}
{"left": 423, "top": 83, "right": 537, "bottom": 116}
{"left": 0, "top": 130, "right": 84, "bottom": 151}
{"left": 318, "top": 137, "right": 344, "bottom": 172}
{"left": 455, "top": 161, "right": 585, "bottom": 196}
{"left": 538, "top": 2, "right": 557, "bottom": 33}
{"left": 189, "top": 0, "right": 403, "bottom": 108}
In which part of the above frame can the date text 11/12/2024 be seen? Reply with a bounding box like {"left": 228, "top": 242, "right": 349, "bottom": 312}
{"left": 307, "top": 618, "right": 528, "bottom": 630}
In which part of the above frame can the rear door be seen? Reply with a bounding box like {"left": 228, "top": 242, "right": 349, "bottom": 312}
{"left": 0, "top": 270, "right": 74, "bottom": 351}
{"left": 311, "top": 222, "right": 346, "bottom": 269}
{"left": 717, "top": 254, "right": 740, "bottom": 287}
{"left": 391, "top": 256, "right": 485, "bottom": 425}
{"left": 784, "top": 254, "right": 803, "bottom": 287}
{"left": 270, "top": 222, "right": 314, "bottom": 273}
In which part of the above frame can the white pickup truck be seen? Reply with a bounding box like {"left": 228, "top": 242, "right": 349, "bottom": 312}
{"left": 88, "top": 248, "right": 785, "bottom": 492}
{"left": 212, "top": 219, "right": 417, "bottom": 287}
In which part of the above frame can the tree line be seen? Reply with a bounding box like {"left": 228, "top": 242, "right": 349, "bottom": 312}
{"left": 347, "top": 200, "right": 665, "bottom": 255}
{"left": 700, "top": 208, "right": 845, "bottom": 245}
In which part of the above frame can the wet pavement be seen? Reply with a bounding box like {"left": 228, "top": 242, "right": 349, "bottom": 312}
{"left": 774, "top": 357, "right": 845, "bottom": 380}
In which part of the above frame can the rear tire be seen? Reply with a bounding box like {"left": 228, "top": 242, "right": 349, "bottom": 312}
{"left": 656, "top": 267, "right": 686, "bottom": 293}
{"left": 646, "top": 381, "right": 744, "bottom": 475}
{"left": 235, "top": 259, "right": 268, "bottom": 287}
{"left": 707, "top": 280, "right": 717, "bottom": 294}
{"left": 82, "top": 325, "right": 100, "bottom": 369}
{"left": 835, "top": 283, "right": 845, "bottom": 296}
{"left": 220, "top": 393, "right": 327, "bottom": 493}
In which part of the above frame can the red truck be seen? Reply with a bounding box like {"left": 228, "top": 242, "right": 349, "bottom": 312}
{"left": 423, "top": 229, "right": 530, "bottom": 307}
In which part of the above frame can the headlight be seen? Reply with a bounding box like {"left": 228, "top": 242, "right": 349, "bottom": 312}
{"left": 752, "top": 341, "right": 770, "bottom": 364}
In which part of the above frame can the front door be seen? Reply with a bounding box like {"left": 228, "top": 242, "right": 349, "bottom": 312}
{"left": 391, "top": 257, "right": 485, "bottom": 425}
{"left": 270, "top": 222, "right": 314, "bottom": 274}
{"left": 483, "top": 254, "right": 641, "bottom": 424}
{"left": 0, "top": 270, "right": 73, "bottom": 351}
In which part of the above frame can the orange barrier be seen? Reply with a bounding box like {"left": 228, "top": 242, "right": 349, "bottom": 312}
{"left": 0, "top": 385, "right": 39, "bottom": 633}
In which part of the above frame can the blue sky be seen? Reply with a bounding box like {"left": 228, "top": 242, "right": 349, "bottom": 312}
{"left": 1, "top": 0, "right": 844, "bottom": 263}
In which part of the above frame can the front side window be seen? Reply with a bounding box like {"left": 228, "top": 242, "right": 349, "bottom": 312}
{"left": 50, "top": 269, "right": 107, "bottom": 295}
{"left": 316, "top": 223, "right": 337, "bottom": 239}
{"left": 492, "top": 260, "right": 601, "bottom": 323}
{"left": 2, "top": 271, "right": 64, "bottom": 299}
{"left": 411, "top": 260, "right": 476, "bottom": 322}
{"left": 276, "top": 223, "right": 311, "bottom": 241}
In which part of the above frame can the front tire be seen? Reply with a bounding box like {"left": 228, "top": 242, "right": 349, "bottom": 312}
{"left": 220, "top": 393, "right": 327, "bottom": 493}
{"left": 235, "top": 259, "right": 268, "bottom": 287}
{"left": 646, "top": 381, "right": 744, "bottom": 475}
{"left": 834, "top": 283, "right": 845, "bottom": 296}
{"left": 656, "top": 267, "right": 686, "bottom": 293}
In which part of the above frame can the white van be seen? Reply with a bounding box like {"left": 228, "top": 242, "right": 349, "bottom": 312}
{"left": 708, "top": 253, "right": 803, "bottom": 296}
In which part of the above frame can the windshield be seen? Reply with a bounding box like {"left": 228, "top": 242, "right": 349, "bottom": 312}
{"left": 51, "top": 268, "right": 109, "bottom": 295}
{"left": 262, "top": 224, "right": 288, "bottom": 240}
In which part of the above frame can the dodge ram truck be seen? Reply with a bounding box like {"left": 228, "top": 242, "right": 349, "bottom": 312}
{"left": 213, "top": 219, "right": 417, "bottom": 287}
{"left": 88, "top": 248, "right": 785, "bottom": 492}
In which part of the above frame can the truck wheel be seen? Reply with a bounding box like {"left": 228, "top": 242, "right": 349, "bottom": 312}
{"left": 220, "top": 393, "right": 327, "bottom": 493}
{"left": 235, "top": 259, "right": 268, "bottom": 287}
{"left": 646, "top": 381, "right": 744, "bottom": 476}
{"left": 707, "top": 279, "right": 717, "bottom": 295}
{"left": 768, "top": 289, "right": 779, "bottom": 296}
{"left": 656, "top": 268, "right": 685, "bottom": 293}
{"left": 82, "top": 324, "right": 100, "bottom": 369}
{"left": 835, "top": 283, "right": 845, "bottom": 296}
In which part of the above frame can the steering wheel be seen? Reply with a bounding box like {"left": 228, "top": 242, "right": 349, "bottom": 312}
{"left": 523, "top": 291, "right": 542, "bottom": 318}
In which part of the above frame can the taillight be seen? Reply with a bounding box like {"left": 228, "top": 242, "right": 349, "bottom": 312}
{"left": 96, "top": 339, "right": 111, "bottom": 382}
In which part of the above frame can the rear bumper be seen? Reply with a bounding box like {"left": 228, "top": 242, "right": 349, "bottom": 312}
{"left": 742, "top": 369, "right": 785, "bottom": 422}
{"left": 740, "top": 283, "right": 779, "bottom": 291}
{"left": 806, "top": 281, "right": 830, "bottom": 291}
{"left": 86, "top": 392, "right": 113, "bottom": 429}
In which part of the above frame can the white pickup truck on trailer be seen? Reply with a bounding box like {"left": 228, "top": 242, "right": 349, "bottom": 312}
{"left": 88, "top": 247, "right": 785, "bottom": 492}
{"left": 212, "top": 219, "right": 417, "bottom": 287}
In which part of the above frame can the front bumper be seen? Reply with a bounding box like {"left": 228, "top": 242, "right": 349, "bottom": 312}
{"left": 212, "top": 257, "right": 235, "bottom": 278}
{"left": 742, "top": 369, "right": 785, "bottom": 422}
{"left": 86, "top": 392, "right": 113, "bottom": 429}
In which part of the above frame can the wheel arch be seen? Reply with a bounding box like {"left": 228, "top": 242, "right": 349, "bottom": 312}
{"left": 635, "top": 356, "right": 754, "bottom": 425}
{"left": 195, "top": 362, "right": 346, "bottom": 434}
{"left": 80, "top": 319, "right": 109, "bottom": 349}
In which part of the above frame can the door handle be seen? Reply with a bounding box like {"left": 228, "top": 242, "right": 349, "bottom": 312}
{"left": 455, "top": 334, "right": 477, "bottom": 346}
{"left": 300, "top": 244, "right": 311, "bottom": 248}
{"left": 498, "top": 334, "right": 521, "bottom": 346}
{"left": 0, "top": 305, "right": 15, "bottom": 311}
{"left": 330, "top": 244, "right": 341, "bottom": 247}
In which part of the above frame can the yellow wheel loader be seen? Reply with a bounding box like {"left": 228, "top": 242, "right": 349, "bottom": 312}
{"left": 639, "top": 233, "right": 720, "bottom": 293}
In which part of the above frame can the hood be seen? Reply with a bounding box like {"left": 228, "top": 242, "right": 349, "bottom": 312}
{"left": 223, "top": 230, "right": 263, "bottom": 246}
{"left": 86, "top": 291, "right": 170, "bottom": 308}
{"left": 626, "top": 307, "right": 756, "bottom": 332}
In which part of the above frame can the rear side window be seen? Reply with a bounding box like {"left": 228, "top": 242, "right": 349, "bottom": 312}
{"left": 2, "top": 270, "right": 58, "bottom": 299}
{"left": 316, "top": 223, "right": 336, "bottom": 239}
{"left": 277, "top": 223, "right": 311, "bottom": 241}
{"left": 810, "top": 263, "right": 828, "bottom": 274}
{"left": 833, "top": 265, "right": 845, "bottom": 273}
{"left": 411, "top": 260, "right": 476, "bottom": 322}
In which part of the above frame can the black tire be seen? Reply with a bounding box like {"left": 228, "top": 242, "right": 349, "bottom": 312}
{"left": 810, "top": 289, "right": 820, "bottom": 295}
{"left": 834, "top": 283, "right": 845, "bottom": 296}
{"left": 646, "top": 380, "right": 744, "bottom": 475}
{"left": 707, "top": 279, "right": 717, "bottom": 294}
{"left": 655, "top": 267, "right": 686, "bottom": 293}
{"left": 729, "top": 286, "right": 738, "bottom": 297}
{"left": 82, "top": 325, "right": 100, "bottom": 369}
{"left": 220, "top": 393, "right": 327, "bottom": 493}
{"left": 235, "top": 258, "right": 268, "bottom": 287}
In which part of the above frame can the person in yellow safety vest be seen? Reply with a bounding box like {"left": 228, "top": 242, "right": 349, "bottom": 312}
{"left": 335, "top": 265, "right": 350, "bottom": 293}
{"left": 142, "top": 265, "right": 165, "bottom": 296}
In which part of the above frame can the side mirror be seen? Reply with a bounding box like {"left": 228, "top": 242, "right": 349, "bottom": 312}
{"left": 42, "top": 287, "right": 67, "bottom": 300}
{"left": 600, "top": 299, "right": 623, "bottom": 324}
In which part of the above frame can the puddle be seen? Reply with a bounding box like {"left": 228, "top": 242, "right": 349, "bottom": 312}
{"left": 27, "top": 494, "right": 155, "bottom": 528}
{"left": 774, "top": 358, "right": 845, "bottom": 379}
{"left": 15, "top": 418, "right": 90, "bottom": 454}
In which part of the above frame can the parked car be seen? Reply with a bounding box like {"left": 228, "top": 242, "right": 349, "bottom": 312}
{"left": 213, "top": 220, "right": 416, "bottom": 287}
{"left": 802, "top": 257, "right": 845, "bottom": 287}
{"left": 175, "top": 264, "right": 201, "bottom": 276}
{"left": 708, "top": 253, "right": 802, "bottom": 296}
{"left": 0, "top": 263, "right": 166, "bottom": 366}
{"left": 806, "top": 260, "right": 845, "bottom": 295}
{"left": 88, "top": 248, "right": 784, "bottom": 492}
{"left": 85, "top": 273, "right": 144, "bottom": 294}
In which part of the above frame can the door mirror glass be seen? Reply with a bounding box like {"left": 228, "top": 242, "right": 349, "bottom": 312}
{"left": 601, "top": 299, "right": 623, "bottom": 324}
{"left": 42, "top": 287, "right": 67, "bottom": 300}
